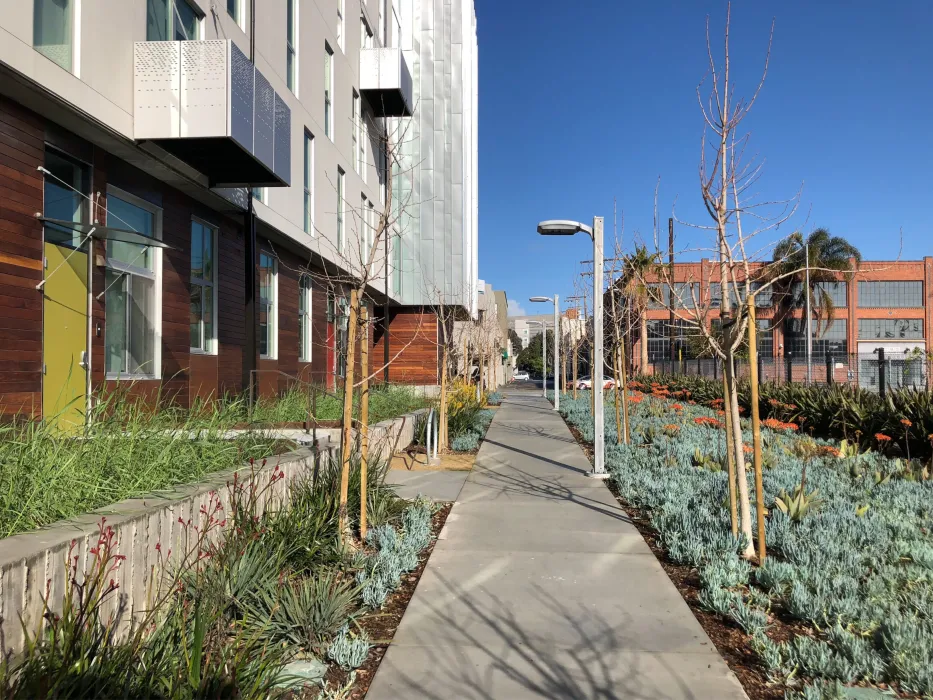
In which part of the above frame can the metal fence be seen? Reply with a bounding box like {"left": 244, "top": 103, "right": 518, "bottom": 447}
{"left": 646, "top": 349, "right": 930, "bottom": 396}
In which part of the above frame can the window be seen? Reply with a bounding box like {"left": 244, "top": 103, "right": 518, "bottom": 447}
{"left": 379, "top": 0, "right": 387, "bottom": 45}
{"left": 43, "top": 148, "right": 89, "bottom": 248}
{"left": 360, "top": 194, "right": 368, "bottom": 264}
{"left": 783, "top": 318, "right": 847, "bottom": 358}
{"left": 105, "top": 189, "right": 161, "bottom": 378}
{"left": 333, "top": 294, "right": 348, "bottom": 379}
{"left": 360, "top": 112, "right": 368, "bottom": 184}
{"left": 646, "top": 320, "right": 698, "bottom": 361}
{"left": 251, "top": 187, "right": 266, "bottom": 204}
{"left": 670, "top": 283, "right": 697, "bottom": 309}
{"left": 858, "top": 281, "right": 923, "bottom": 308}
{"left": 299, "top": 276, "right": 312, "bottom": 361}
{"left": 361, "top": 17, "right": 373, "bottom": 49}
{"left": 709, "top": 281, "right": 772, "bottom": 308}
{"left": 858, "top": 318, "right": 923, "bottom": 340}
{"left": 336, "top": 167, "right": 345, "bottom": 253}
{"left": 226, "top": 0, "right": 239, "bottom": 24}
{"left": 393, "top": 234, "right": 402, "bottom": 295}
{"left": 190, "top": 219, "right": 216, "bottom": 353}
{"left": 286, "top": 0, "right": 297, "bottom": 93}
{"left": 34, "top": 0, "right": 74, "bottom": 71}
{"left": 324, "top": 44, "right": 334, "bottom": 139}
{"left": 337, "top": 0, "right": 345, "bottom": 50}
{"left": 786, "top": 281, "right": 847, "bottom": 308}
{"left": 259, "top": 252, "right": 277, "bottom": 358}
{"left": 147, "top": 0, "right": 201, "bottom": 41}
{"left": 303, "top": 131, "right": 314, "bottom": 234}
{"left": 646, "top": 283, "right": 669, "bottom": 310}
{"left": 366, "top": 199, "right": 375, "bottom": 265}
{"left": 352, "top": 91, "right": 360, "bottom": 173}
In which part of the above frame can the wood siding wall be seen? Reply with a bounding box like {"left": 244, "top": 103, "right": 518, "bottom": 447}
{"left": 373, "top": 308, "right": 440, "bottom": 385}
{"left": 0, "top": 98, "right": 44, "bottom": 416}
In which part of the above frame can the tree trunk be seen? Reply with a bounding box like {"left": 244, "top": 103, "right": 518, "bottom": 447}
{"left": 359, "top": 305, "right": 370, "bottom": 540}
{"left": 722, "top": 364, "right": 738, "bottom": 538}
{"left": 747, "top": 299, "right": 766, "bottom": 562}
{"left": 725, "top": 352, "right": 755, "bottom": 558}
{"left": 620, "top": 336, "right": 630, "bottom": 444}
{"left": 339, "top": 290, "right": 360, "bottom": 544}
{"left": 440, "top": 343, "right": 449, "bottom": 450}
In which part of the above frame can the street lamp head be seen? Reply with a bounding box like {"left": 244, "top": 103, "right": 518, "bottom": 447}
{"left": 537, "top": 220, "right": 593, "bottom": 238}
{"left": 529, "top": 296, "right": 551, "bottom": 303}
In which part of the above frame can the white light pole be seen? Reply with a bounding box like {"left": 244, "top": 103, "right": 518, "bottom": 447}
{"left": 528, "top": 320, "right": 548, "bottom": 399}
{"left": 530, "top": 295, "right": 560, "bottom": 411}
{"left": 538, "top": 218, "right": 606, "bottom": 478}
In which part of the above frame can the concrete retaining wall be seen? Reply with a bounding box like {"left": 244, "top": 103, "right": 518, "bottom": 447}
{"left": 0, "top": 409, "right": 426, "bottom": 657}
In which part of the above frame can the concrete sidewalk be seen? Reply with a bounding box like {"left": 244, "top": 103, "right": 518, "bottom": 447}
{"left": 366, "top": 388, "right": 748, "bottom": 700}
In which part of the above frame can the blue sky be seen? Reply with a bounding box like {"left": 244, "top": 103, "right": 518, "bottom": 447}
{"left": 473, "top": 0, "right": 933, "bottom": 317}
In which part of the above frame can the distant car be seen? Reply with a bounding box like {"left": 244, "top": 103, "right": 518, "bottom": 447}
{"left": 512, "top": 371, "right": 530, "bottom": 381}
{"left": 575, "top": 376, "right": 616, "bottom": 390}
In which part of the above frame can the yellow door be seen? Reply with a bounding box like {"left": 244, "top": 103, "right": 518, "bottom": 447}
{"left": 42, "top": 242, "right": 88, "bottom": 432}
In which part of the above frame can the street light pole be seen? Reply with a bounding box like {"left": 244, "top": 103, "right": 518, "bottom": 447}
{"left": 530, "top": 295, "right": 560, "bottom": 411}
{"left": 537, "top": 218, "right": 606, "bottom": 478}
{"left": 592, "top": 217, "right": 605, "bottom": 478}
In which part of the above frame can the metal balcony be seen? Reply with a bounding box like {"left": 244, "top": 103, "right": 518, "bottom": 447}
{"left": 134, "top": 40, "right": 291, "bottom": 188}
{"left": 359, "top": 48, "right": 413, "bottom": 117}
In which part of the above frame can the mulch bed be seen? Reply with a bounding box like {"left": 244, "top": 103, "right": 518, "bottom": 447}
{"left": 311, "top": 502, "right": 452, "bottom": 698}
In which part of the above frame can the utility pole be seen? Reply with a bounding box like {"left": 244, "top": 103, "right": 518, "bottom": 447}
{"left": 669, "top": 217, "right": 676, "bottom": 362}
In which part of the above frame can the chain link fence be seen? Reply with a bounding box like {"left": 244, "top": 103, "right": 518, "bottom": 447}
{"left": 646, "top": 350, "right": 930, "bottom": 396}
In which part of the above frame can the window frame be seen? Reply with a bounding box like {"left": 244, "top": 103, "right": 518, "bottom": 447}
{"left": 226, "top": 0, "right": 241, "bottom": 26}
{"left": 286, "top": 0, "right": 298, "bottom": 93}
{"left": 146, "top": 0, "right": 203, "bottom": 41}
{"left": 189, "top": 217, "right": 218, "bottom": 355}
{"left": 103, "top": 185, "right": 163, "bottom": 380}
{"left": 42, "top": 146, "right": 91, "bottom": 249}
{"left": 299, "top": 275, "right": 313, "bottom": 362}
{"left": 324, "top": 43, "right": 334, "bottom": 140}
{"left": 258, "top": 251, "right": 278, "bottom": 360}
{"left": 857, "top": 318, "right": 924, "bottom": 340}
{"left": 303, "top": 130, "right": 314, "bottom": 235}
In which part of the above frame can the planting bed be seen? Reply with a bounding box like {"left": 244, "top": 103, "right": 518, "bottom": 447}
{"left": 308, "top": 503, "right": 451, "bottom": 699}
{"left": 559, "top": 386, "right": 933, "bottom": 700}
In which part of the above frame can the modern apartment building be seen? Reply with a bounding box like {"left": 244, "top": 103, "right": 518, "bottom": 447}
{"left": 0, "top": 0, "right": 478, "bottom": 423}
{"left": 636, "top": 258, "right": 933, "bottom": 388}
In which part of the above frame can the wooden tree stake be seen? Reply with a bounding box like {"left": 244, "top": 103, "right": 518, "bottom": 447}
{"left": 338, "top": 289, "right": 359, "bottom": 545}
{"left": 747, "top": 297, "right": 766, "bottom": 563}
{"left": 360, "top": 304, "right": 370, "bottom": 540}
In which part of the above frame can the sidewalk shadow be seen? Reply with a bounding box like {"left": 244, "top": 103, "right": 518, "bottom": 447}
{"left": 480, "top": 439, "right": 589, "bottom": 475}
{"left": 490, "top": 423, "right": 577, "bottom": 445}
{"left": 466, "top": 453, "right": 633, "bottom": 525}
{"left": 379, "top": 571, "right": 701, "bottom": 700}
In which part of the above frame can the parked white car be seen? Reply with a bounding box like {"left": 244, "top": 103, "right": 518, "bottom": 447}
{"left": 512, "top": 371, "right": 530, "bottom": 381}
{"left": 575, "top": 376, "right": 616, "bottom": 390}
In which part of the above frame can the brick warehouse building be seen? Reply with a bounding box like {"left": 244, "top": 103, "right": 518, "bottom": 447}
{"left": 633, "top": 258, "right": 933, "bottom": 389}
{"left": 0, "top": 0, "right": 478, "bottom": 422}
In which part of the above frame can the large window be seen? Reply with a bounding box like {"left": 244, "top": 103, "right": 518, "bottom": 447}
{"left": 286, "top": 0, "right": 297, "bottom": 93}
{"left": 360, "top": 194, "right": 369, "bottom": 264}
{"left": 646, "top": 283, "right": 669, "bottom": 310}
{"left": 299, "top": 276, "right": 312, "bottom": 362}
{"left": 226, "top": 0, "right": 239, "bottom": 24}
{"left": 352, "top": 91, "right": 360, "bottom": 174}
{"left": 670, "top": 282, "right": 697, "bottom": 309}
{"left": 190, "top": 219, "right": 216, "bottom": 353}
{"left": 393, "top": 234, "right": 402, "bottom": 295}
{"left": 858, "top": 318, "right": 923, "bottom": 340}
{"left": 34, "top": 0, "right": 73, "bottom": 71}
{"left": 324, "top": 44, "right": 334, "bottom": 139}
{"left": 858, "top": 281, "right": 923, "bottom": 308}
{"left": 259, "top": 252, "right": 277, "bottom": 358}
{"left": 785, "top": 280, "right": 847, "bottom": 308}
{"left": 709, "top": 281, "right": 772, "bottom": 308}
{"left": 43, "top": 148, "right": 89, "bottom": 248}
{"left": 105, "top": 190, "right": 161, "bottom": 378}
{"left": 337, "top": 0, "right": 345, "bottom": 51}
{"left": 303, "top": 131, "right": 314, "bottom": 234}
{"left": 783, "top": 318, "right": 847, "bottom": 358}
{"left": 147, "top": 0, "right": 201, "bottom": 41}
{"left": 336, "top": 167, "right": 345, "bottom": 253}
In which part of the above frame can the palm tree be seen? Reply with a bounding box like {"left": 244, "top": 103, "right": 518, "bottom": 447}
{"left": 770, "top": 228, "right": 861, "bottom": 335}
{"left": 619, "top": 245, "right": 662, "bottom": 371}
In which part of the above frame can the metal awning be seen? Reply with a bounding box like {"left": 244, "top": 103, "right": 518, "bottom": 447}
{"left": 38, "top": 217, "right": 172, "bottom": 249}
